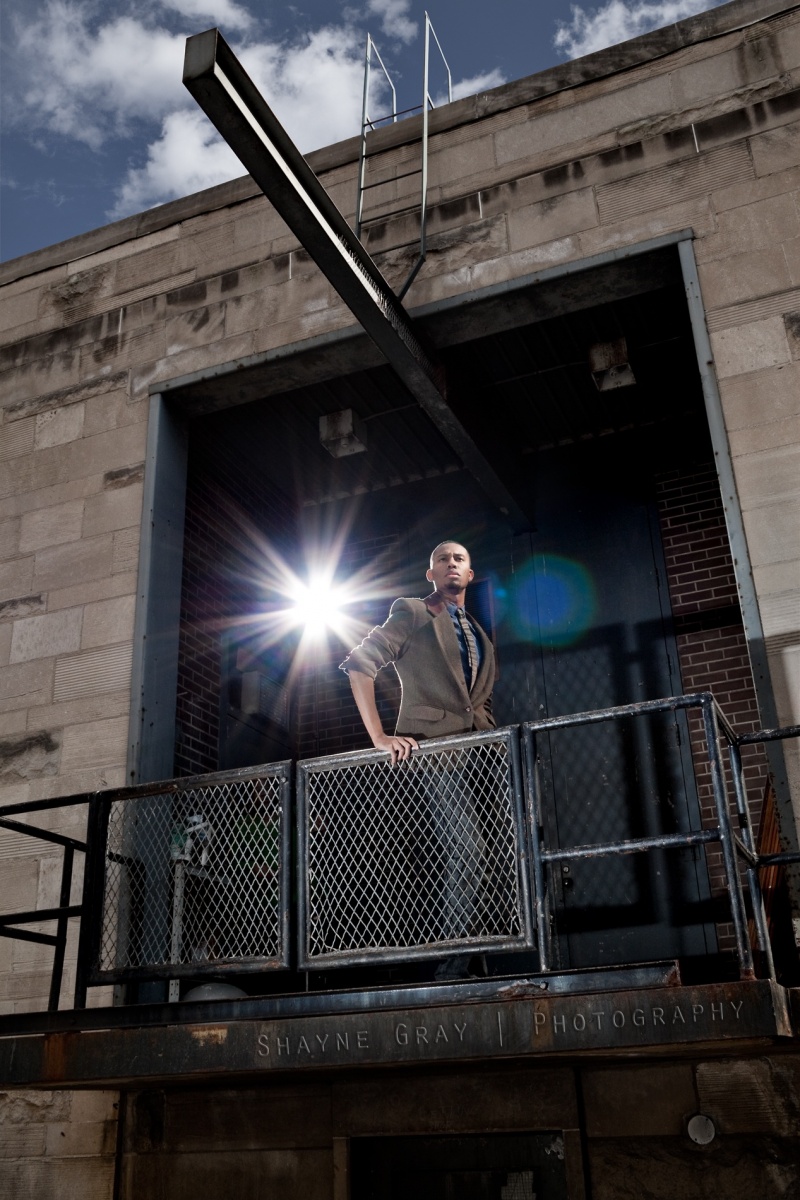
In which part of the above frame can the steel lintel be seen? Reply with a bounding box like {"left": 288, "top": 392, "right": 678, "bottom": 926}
{"left": 182, "top": 28, "right": 531, "bottom": 532}
{"left": 0, "top": 979, "right": 792, "bottom": 1090}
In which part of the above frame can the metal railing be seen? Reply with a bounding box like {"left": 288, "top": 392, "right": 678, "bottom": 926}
{"left": 0, "top": 694, "right": 797, "bottom": 1011}
{"left": 85, "top": 762, "right": 292, "bottom": 989}
{"left": 0, "top": 795, "right": 87, "bottom": 1010}
{"left": 523, "top": 692, "right": 797, "bottom": 982}
{"left": 297, "top": 726, "right": 532, "bottom": 968}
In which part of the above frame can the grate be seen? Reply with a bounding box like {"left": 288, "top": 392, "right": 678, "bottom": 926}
{"left": 298, "top": 729, "right": 531, "bottom": 967}
{"left": 97, "top": 766, "right": 289, "bottom": 976}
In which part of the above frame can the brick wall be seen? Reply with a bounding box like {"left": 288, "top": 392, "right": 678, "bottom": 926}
{"left": 656, "top": 462, "right": 768, "bottom": 948}
{"left": 174, "top": 436, "right": 297, "bottom": 777}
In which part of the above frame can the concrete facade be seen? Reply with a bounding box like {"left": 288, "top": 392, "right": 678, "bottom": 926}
{"left": 1, "top": 0, "right": 800, "bottom": 1195}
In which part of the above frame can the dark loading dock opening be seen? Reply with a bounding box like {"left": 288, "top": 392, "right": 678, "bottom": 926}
{"left": 169, "top": 245, "right": 766, "bottom": 971}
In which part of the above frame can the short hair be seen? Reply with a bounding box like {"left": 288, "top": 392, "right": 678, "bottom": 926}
{"left": 429, "top": 540, "right": 470, "bottom": 567}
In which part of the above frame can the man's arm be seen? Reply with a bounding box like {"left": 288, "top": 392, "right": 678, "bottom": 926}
{"left": 348, "top": 670, "right": 418, "bottom": 765}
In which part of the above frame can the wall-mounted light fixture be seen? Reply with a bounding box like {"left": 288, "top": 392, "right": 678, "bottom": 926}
{"left": 319, "top": 409, "right": 368, "bottom": 458}
{"left": 589, "top": 337, "right": 636, "bottom": 391}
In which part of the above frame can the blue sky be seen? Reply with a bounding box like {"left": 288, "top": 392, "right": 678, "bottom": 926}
{"left": 0, "top": 0, "right": 728, "bottom": 263}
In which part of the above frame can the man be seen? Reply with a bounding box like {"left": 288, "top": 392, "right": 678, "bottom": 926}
{"left": 340, "top": 541, "right": 496, "bottom": 978}
{"left": 340, "top": 541, "right": 496, "bottom": 763}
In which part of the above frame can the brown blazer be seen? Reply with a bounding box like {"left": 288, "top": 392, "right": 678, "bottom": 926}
{"left": 340, "top": 593, "right": 496, "bottom": 739}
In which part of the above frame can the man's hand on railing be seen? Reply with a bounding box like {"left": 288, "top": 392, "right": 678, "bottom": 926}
{"left": 371, "top": 732, "right": 419, "bottom": 765}
{"left": 347, "top": 671, "right": 419, "bottom": 764}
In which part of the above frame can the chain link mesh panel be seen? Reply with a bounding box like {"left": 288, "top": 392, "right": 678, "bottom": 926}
{"left": 96, "top": 765, "right": 290, "bottom": 977}
{"left": 298, "top": 729, "right": 532, "bottom": 967}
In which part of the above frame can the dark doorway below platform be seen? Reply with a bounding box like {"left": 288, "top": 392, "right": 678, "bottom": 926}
{"left": 351, "top": 1133, "right": 570, "bottom": 1200}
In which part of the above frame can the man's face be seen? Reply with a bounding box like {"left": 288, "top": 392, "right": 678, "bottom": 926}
{"left": 426, "top": 542, "right": 474, "bottom": 595}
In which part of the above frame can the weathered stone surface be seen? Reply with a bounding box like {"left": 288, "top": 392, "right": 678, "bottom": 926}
{"left": 729, "top": 411, "right": 800, "bottom": 456}
{"left": 165, "top": 302, "right": 227, "bottom": 357}
{"left": 597, "top": 141, "right": 750, "bottom": 226}
{"left": 0, "top": 658, "right": 52, "bottom": 714}
{"left": 59, "top": 714, "right": 128, "bottom": 773}
{"left": 10, "top": 608, "right": 82, "bottom": 664}
{"left": 26, "top": 687, "right": 130, "bottom": 733}
{"left": 81, "top": 594, "right": 136, "bottom": 649}
{"left": 741, "top": 497, "right": 800, "bottom": 566}
{"left": 44, "top": 1118, "right": 117, "bottom": 1158}
{"left": 750, "top": 117, "right": 800, "bottom": 176}
{"left": 28, "top": 424, "right": 145, "bottom": 492}
{"left": 669, "top": 43, "right": 751, "bottom": 109}
{"left": 507, "top": 187, "right": 598, "bottom": 252}
{"left": 0, "top": 416, "right": 34, "bottom": 460}
{"left": 103, "top": 463, "right": 144, "bottom": 491}
{"left": 111, "top": 530, "right": 139, "bottom": 576}
{"left": 0, "top": 857, "right": 39, "bottom": 910}
{"left": 2, "top": 371, "right": 129, "bottom": 423}
{"left": 781, "top": 235, "right": 800, "bottom": 287}
{"left": 79, "top": 324, "right": 166, "bottom": 377}
{"left": 719, "top": 360, "right": 800, "bottom": 429}
{"left": 0, "top": 349, "right": 82, "bottom": 408}
{"left": 711, "top": 316, "right": 791, "bottom": 377}
{"left": 19, "top": 499, "right": 84, "bottom": 554}
{"left": 0, "top": 730, "right": 61, "bottom": 780}
{"left": 0, "top": 557, "right": 34, "bottom": 598}
{"left": 47, "top": 569, "right": 137, "bottom": 613}
{"left": 696, "top": 192, "right": 800, "bottom": 263}
{"left": 31, "top": 535, "right": 114, "bottom": 593}
{"left": 699, "top": 246, "right": 792, "bottom": 308}
{"left": 0, "top": 1157, "right": 116, "bottom": 1200}
{"left": 0, "top": 623, "right": 11, "bottom": 668}
{"left": 34, "top": 403, "right": 85, "bottom": 450}
{"left": 139, "top": 331, "right": 256, "bottom": 395}
{"left": 82, "top": 484, "right": 143, "bottom": 538}
{"left": 32, "top": 762, "right": 126, "bottom": 800}
{"left": 0, "top": 595, "right": 45, "bottom": 621}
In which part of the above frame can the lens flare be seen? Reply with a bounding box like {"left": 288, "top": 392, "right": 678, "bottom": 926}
{"left": 287, "top": 574, "right": 350, "bottom": 640}
{"left": 510, "top": 555, "right": 596, "bottom": 647}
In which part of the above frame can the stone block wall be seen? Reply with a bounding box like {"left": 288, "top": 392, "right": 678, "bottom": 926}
{"left": 1, "top": 2, "right": 800, "bottom": 1194}
{"left": 0, "top": 1088, "right": 118, "bottom": 1200}
{"left": 0, "top": 0, "right": 798, "bottom": 1011}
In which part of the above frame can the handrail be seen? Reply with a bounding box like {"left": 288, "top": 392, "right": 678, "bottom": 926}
{"left": 0, "top": 694, "right": 797, "bottom": 1011}
{"left": 0, "top": 807, "right": 87, "bottom": 1011}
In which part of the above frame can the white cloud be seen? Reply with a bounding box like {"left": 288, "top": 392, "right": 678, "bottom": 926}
{"left": 450, "top": 69, "right": 506, "bottom": 103}
{"left": 161, "top": 0, "right": 253, "bottom": 32}
{"left": 366, "top": 0, "right": 417, "bottom": 45}
{"left": 2, "top": 0, "right": 412, "bottom": 222}
{"left": 554, "top": 0, "right": 723, "bottom": 59}
{"left": 110, "top": 22, "right": 376, "bottom": 219}
{"left": 11, "top": 4, "right": 186, "bottom": 149}
{"left": 108, "top": 108, "right": 242, "bottom": 217}
{"left": 240, "top": 25, "right": 369, "bottom": 151}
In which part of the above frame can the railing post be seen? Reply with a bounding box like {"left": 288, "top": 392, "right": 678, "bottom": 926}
{"left": 522, "top": 726, "right": 552, "bottom": 972}
{"left": 701, "top": 696, "right": 755, "bottom": 979}
{"left": 74, "top": 792, "right": 110, "bottom": 1008}
{"left": 48, "top": 844, "right": 74, "bottom": 1012}
{"left": 727, "top": 737, "right": 775, "bottom": 978}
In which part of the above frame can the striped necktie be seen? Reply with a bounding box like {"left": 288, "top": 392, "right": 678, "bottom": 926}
{"left": 456, "top": 607, "right": 479, "bottom": 692}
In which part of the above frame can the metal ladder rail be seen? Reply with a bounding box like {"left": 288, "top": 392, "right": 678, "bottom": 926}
{"left": 355, "top": 14, "right": 453, "bottom": 301}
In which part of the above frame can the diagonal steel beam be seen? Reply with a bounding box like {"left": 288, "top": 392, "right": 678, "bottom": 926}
{"left": 183, "top": 28, "right": 531, "bottom": 531}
